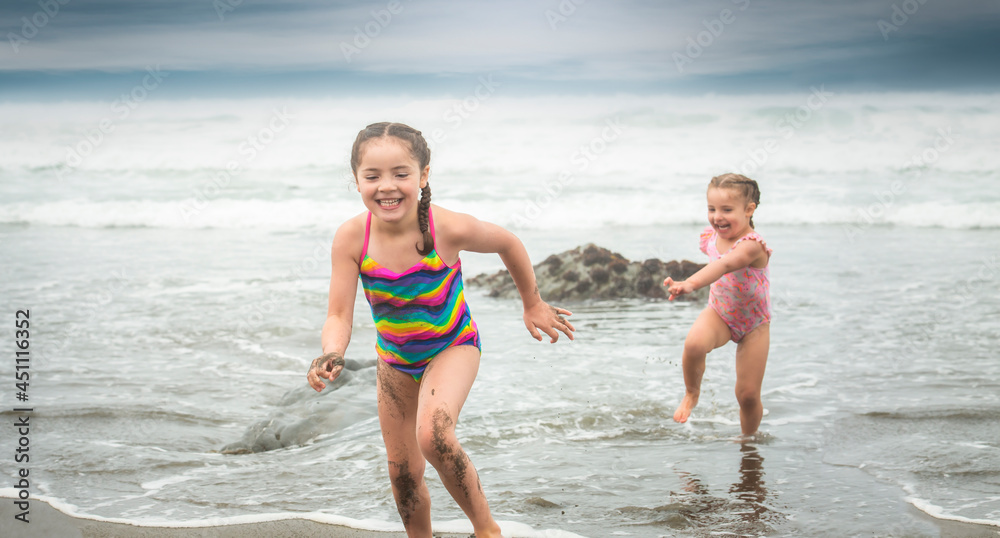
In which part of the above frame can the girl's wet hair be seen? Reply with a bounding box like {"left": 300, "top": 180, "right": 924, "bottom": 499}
{"left": 709, "top": 173, "right": 761, "bottom": 228}
{"left": 350, "top": 122, "right": 434, "bottom": 255}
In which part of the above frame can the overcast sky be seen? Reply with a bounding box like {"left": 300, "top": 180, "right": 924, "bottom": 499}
{"left": 2, "top": 0, "right": 998, "bottom": 99}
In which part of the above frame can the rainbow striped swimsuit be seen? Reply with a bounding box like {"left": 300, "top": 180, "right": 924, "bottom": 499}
{"left": 359, "top": 209, "right": 481, "bottom": 382}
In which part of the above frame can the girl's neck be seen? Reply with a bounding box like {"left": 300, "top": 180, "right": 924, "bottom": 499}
{"left": 729, "top": 224, "right": 753, "bottom": 239}
{"left": 371, "top": 210, "right": 419, "bottom": 238}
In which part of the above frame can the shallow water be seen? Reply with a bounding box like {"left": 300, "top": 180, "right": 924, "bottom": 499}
{"left": 1, "top": 94, "right": 999, "bottom": 536}
{"left": 2, "top": 223, "right": 999, "bottom": 537}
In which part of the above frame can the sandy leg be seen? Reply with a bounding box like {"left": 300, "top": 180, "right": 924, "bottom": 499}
{"left": 416, "top": 346, "right": 502, "bottom": 538}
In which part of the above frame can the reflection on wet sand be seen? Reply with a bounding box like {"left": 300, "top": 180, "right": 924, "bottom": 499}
{"left": 615, "top": 443, "right": 780, "bottom": 535}
{"left": 728, "top": 443, "right": 770, "bottom": 531}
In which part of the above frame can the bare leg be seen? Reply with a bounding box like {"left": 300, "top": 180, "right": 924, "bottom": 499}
{"left": 376, "top": 360, "right": 431, "bottom": 537}
{"left": 734, "top": 323, "right": 769, "bottom": 436}
{"left": 415, "top": 345, "right": 501, "bottom": 538}
{"left": 674, "top": 308, "right": 731, "bottom": 423}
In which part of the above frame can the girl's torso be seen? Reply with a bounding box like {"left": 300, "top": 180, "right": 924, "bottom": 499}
{"left": 358, "top": 207, "right": 480, "bottom": 380}
{"left": 360, "top": 205, "right": 459, "bottom": 273}
{"left": 709, "top": 228, "right": 769, "bottom": 269}
{"left": 359, "top": 206, "right": 466, "bottom": 305}
{"left": 700, "top": 225, "right": 772, "bottom": 295}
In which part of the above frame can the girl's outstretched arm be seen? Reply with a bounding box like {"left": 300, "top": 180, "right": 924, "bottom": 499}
{"left": 308, "top": 219, "right": 362, "bottom": 391}
{"left": 442, "top": 210, "right": 575, "bottom": 343}
{"left": 664, "top": 239, "right": 766, "bottom": 301}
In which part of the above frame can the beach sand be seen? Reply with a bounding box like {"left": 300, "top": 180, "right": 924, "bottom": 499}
{"left": 4, "top": 497, "right": 1000, "bottom": 538}
{"left": 0, "top": 498, "right": 475, "bottom": 538}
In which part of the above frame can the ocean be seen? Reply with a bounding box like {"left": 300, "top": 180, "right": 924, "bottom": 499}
{"left": 1, "top": 92, "right": 999, "bottom": 537}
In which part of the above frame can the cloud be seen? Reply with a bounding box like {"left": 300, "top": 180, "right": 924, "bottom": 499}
{"left": 1, "top": 0, "right": 998, "bottom": 95}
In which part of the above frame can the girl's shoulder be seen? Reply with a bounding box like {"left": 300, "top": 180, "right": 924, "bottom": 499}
{"left": 332, "top": 211, "right": 368, "bottom": 263}
{"left": 427, "top": 203, "right": 474, "bottom": 237}
{"left": 428, "top": 204, "right": 491, "bottom": 260}
{"left": 732, "top": 230, "right": 773, "bottom": 260}
{"left": 428, "top": 203, "right": 458, "bottom": 222}
{"left": 336, "top": 211, "right": 369, "bottom": 236}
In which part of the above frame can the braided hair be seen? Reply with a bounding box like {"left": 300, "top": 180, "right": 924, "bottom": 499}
{"left": 708, "top": 173, "right": 761, "bottom": 228}
{"left": 350, "top": 122, "right": 434, "bottom": 255}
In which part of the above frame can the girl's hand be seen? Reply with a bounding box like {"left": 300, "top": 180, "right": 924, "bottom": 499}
{"left": 663, "top": 277, "right": 695, "bottom": 301}
{"left": 523, "top": 302, "right": 575, "bottom": 343}
{"left": 307, "top": 352, "right": 346, "bottom": 392}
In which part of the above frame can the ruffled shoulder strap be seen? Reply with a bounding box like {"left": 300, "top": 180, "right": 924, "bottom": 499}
{"left": 732, "top": 231, "right": 773, "bottom": 259}
{"left": 699, "top": 226, "right": 715, "bottom": 255}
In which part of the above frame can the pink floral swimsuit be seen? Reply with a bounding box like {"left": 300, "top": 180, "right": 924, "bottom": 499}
{"left": 699, "top": 226, "right": 773, "bottom": 343}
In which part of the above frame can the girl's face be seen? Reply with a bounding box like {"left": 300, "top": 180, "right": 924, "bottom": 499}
{"left": 354, "top": 137, "right": 428, "bottom": 225}
{"left": 707, "top": 187, "right": 755, "bottom": 240}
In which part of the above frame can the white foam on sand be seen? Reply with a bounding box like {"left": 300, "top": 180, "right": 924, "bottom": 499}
{"left": 902, "top": 486, "right": 1000, "bottom": 529}
{"left": 0, "top": 490, "right": 587, "bottom": 537}
{"left": 434, "top": 519, "right": 588, "bottom": 537}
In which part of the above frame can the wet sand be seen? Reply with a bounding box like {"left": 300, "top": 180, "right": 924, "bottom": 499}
{"left": 3, "top": 496, "right": 1000, "bottom": 537}
{"left": 0, "top": 498, "right": 473, "bottom": 538}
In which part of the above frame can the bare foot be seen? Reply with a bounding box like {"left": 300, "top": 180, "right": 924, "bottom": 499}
{"left": 673, "top": 392, "right": 699, "bottom": 423}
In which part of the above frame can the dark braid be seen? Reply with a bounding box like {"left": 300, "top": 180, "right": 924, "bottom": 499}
{"left": 416, "top": 183, "right": 433, "bottom": 255}
{"left": 709, "top": 173, "right": 761, "bottom": 228}
{"left": 350, "top": 122, "right": 433, "bottom": 254}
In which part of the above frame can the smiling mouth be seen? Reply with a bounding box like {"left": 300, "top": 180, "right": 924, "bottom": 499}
{"left": 377, "top": 199, "right": 401, "bottom": 207}
{"left": 715, "top": 222, "right": 730, "bottom": 230}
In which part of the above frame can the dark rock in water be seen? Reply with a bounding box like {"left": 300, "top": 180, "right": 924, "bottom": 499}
{"left": 524, "top": 496, "right": 562, "bottom": 509}
{"left": 466, "top": 244, "right": 707, "bottom": 302}
{"left": 220, "top": 358, "right": 378, "bottom": 455}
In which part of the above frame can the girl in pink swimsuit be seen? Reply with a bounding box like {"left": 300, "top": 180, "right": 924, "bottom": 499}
{"left": 663, "top": 173, "right": 772, "bottom": 436}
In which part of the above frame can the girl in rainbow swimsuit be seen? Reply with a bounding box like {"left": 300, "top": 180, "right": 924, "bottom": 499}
{"left": 664, "top": 173, "right": 772, "bottom": 437}
{"left": 307, "top": 122, "right": 574, "bottom": 537}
